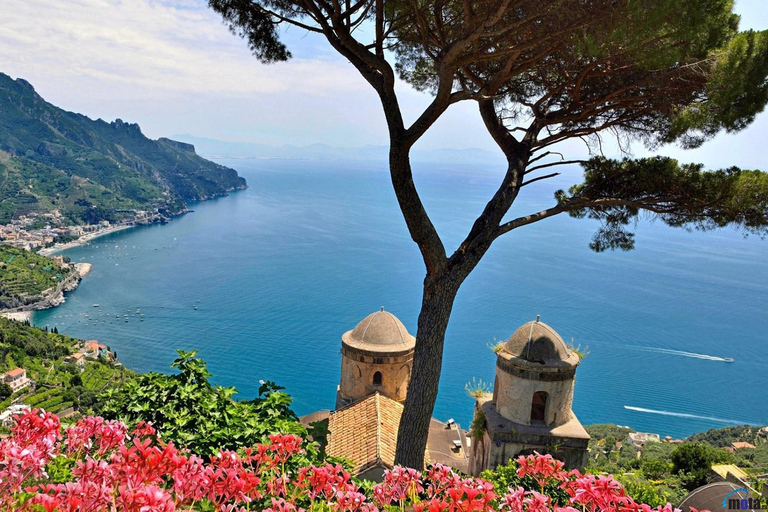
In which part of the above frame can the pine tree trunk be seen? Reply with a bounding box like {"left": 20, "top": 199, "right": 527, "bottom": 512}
{"left": 394, "top": 273, "right": 461, "bottom": 468}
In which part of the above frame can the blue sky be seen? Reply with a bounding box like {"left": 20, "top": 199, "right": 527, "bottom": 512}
{"left": 1, "top": 0, "right": 767, "bottom": 169}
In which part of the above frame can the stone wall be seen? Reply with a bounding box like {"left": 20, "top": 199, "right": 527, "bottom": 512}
{"left": 493, "top": 366, "right": 576, "bottom": 427}
{"left": 338, "top": 345, "right": 413, "bottom": 405}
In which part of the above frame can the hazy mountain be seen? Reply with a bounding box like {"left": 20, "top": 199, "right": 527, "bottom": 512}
{"left": 172, "top": 134, "right": 506, "bottom": 166}
{"left": 0, "top": 73, "right": 246, "bottom": 224}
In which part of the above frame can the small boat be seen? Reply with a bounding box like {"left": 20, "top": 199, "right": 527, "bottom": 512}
{"left": 193, "top": 305, "right": 198, "bottom": 310}
{"left": 723, "top": 357, "right": 735, "bottom": 363}
{"left": 93, "top": 304, "right": 99, "bottom": 307}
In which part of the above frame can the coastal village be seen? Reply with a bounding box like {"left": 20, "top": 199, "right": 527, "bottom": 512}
{"left": 0, "top": 209, "right": 170, "bottom": 254}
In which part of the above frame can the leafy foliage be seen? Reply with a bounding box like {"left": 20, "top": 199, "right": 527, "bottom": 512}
{"left": 670, "top": 443, "right": 730, "bottom": 491}
{"left": 561, "top": 157, "right": 768, "bottom": 251}
{"left": 0, "top": 316, "right": 69, "bottom": 361}
{"left": 0, "top": 382, "right": 11, "bottom": 399}
{"left": 99, "top": 350, "right": 314, "bottom": 458}
{"left": 687, "top": 424, "right": 767, "bottom": 447}
{"left": 668, "top": 30, "right": 768, "bottom": 147}
{"left": 615, "top": 474, "right": 673, "bottom": 508}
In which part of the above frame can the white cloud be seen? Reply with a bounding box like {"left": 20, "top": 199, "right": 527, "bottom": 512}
{"left": 0, "top": 0, "right": 766, "bottom": 165}
{"left": 0, "top": 0, "right": 363, "bottom": 96}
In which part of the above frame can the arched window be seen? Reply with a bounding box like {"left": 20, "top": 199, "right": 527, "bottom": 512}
{"left": 531, "top": 391, "right": 548, "bottom": 424}
{"left": 373, "top": 371, "right": 383, "bottom": 386}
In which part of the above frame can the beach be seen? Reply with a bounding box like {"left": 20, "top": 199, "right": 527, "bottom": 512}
{"left": 38, "top": 224, "right": 136, "bottom": 256}
{"left": 0, "top": 311, "right": 32, "bottom": 322}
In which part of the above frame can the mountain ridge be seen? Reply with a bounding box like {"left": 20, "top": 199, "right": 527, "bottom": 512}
{"left": 0, "top": 73, "right": 247, "bottom": 225}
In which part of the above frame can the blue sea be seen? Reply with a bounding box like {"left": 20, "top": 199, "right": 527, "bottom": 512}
{"left": 32, "top": 159, "right": 768, "bottom": 438}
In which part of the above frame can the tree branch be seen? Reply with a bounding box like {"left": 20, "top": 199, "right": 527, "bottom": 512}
{"left": 521, "top": 172, "right": 561, "bottom": 187}
{"left": 525, "top": 160, "right": 586, "bottom": 174}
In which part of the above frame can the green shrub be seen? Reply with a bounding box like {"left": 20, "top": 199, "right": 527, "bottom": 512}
{"left": 100, "top": 350, "right": 318, "bottom": 460}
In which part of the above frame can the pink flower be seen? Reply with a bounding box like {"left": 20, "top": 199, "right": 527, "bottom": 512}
{"left": 0, "top": 409, "right": 706, "bottom": 512}
{"left": 264, "top": 497, "right": 306, "bottom": 512}
{"left": 334, "top": 490, "right": 371, "bottom": 512}
{"left": 269, "top": 434, "right": 305, "bottom": 463}
{"left": 296, "top": 463, "right": 355, "bottom": 501}
{"left": 117, "top": 483, "right": 175, "bottom": 511}
{"left": 515, "top": 452, "right": 567, "bottom": 490}
{"left": 373, "top": 466, "right": 424, "bottom": 505}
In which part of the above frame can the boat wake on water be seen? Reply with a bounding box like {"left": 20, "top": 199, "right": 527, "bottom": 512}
{"left": 623, "top": 406, "right": 759, "bottom": 426}
{"left": 621, "top": 345, "right": 734, "bottom": 362}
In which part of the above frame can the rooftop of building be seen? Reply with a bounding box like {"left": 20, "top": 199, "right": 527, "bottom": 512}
{"left": 307, "top": 394, "right": 468, "bottom": 476}
{"left": 341, "top": 309, "right": 415, "bottom": 354}
{"left": 5, "top": 368, "right": 25, "bottom": 378}
{"left": 326, "top": 393, "right": 407, "bottom": 475}
{"left": 679, "top": 481, "right": 758, "bottom": 512}
{"left": 711, "top": 464, "right": 751, "bottom": 482}
{"left": 501, "top": 317, "right": 580, "bottom": 368}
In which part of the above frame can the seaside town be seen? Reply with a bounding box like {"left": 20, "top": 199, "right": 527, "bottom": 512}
{"left": 0, "top": 209, "right": 171, "bottom": 254}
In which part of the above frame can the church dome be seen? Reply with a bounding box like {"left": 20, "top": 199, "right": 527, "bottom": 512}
{"left": 342, "top": 309, "right": 415, "bottom": 353}
{"left": 503, "top": 318, "right": 579, "bottom": 367}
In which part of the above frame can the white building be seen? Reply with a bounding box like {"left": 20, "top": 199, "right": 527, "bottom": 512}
{"left": 628, "top": 432, "right": 661, "bottom": 446}
{"left": 0, "top": 404, "right": 30, "bottom": 426}
{"left": 2, "top": 368, "right": 31, "bottom": 393}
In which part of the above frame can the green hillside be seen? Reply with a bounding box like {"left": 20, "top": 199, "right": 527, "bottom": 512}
{"left": 0, "top": 245, "right": 72, "bottom": 309}
{"left": 585, "top": 423, "right": 768, "bottom": 506}
{"left": 0, "top": 317, "right": 132, "bottom": 418}
{"left": 0, "top": 73, "right": 246, "bottom": 224}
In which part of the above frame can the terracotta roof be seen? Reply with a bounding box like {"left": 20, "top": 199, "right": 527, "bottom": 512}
{"left": 5, "top": 368, "right": 25, "bottom": 377}
{"left": 731, "top": 442, "right": 756, "bottom": 450}
{"left": 327, "top": 393, "right": 405, "bottom": 475}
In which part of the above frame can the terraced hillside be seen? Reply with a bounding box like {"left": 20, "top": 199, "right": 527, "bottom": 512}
{"left": 0, "top": 245, "right": 73, "bottom": 309}
{"left": 0, "top": 317, "right": 132, "bottom": 417}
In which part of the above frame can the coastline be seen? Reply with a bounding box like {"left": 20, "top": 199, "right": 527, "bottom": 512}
{"left": 38, "top": 224, "right": 137, "bottom": 256}
{"left": 0, "top": 311, "right": 32, "bottom": 322}
{"left": 0, "top": 258, "right": 95, "bottom": 320}
{"left": 13, "top": 211, "right": 190, "bottom": 316}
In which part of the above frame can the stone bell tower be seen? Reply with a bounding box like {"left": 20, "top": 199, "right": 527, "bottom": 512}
{"left": 336, "top": 308, "right": 416, "bottom": 408}
{"left": 469, "top": 317, "right": 589, "bottom": 475}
